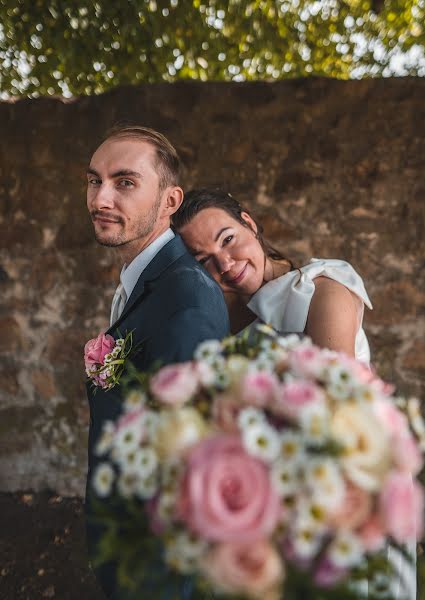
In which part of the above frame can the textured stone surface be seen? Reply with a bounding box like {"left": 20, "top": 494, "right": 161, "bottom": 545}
{"left": 1, "top": 79, "right": 424, "bottom": 495}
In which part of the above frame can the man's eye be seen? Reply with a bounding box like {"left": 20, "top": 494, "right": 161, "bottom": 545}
{"left": 88, "top": 178, "right": 101, "bottom": 185}
{"left": 118, "top": 179, "right": 134, "bottom": 187}
{"left": 198, "top": 256, "right": 209, "bottom": 265}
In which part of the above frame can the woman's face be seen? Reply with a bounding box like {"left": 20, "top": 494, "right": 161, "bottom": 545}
{"left": 178, "top": 207, "right": 266, "bottom": 296}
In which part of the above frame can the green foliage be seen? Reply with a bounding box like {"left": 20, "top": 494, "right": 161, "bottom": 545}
{"left": 0, "top": 0, "right": 424, "bottom": 96}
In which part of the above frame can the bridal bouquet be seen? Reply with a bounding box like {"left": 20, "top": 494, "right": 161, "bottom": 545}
{"left": 91, "top": 327, "right": 425, "bottom": 600}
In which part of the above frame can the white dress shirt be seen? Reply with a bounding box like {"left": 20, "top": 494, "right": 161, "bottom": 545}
{"left": 110, "top": 228, "right": 175, "bottom": 326}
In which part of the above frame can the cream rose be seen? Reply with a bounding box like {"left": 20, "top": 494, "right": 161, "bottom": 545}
{"left": 201, "top": 540, "right": 284, "bottom": 600}
{"left": 331, "top": 404, "right": 390, "bottom": 491}
{"left": 152, "top": 407, "right": 208, "bottom": 459}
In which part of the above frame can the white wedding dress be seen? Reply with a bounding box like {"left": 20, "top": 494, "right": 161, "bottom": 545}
{"left": 246, "top": 258, "right": 372, "bottom": 362}
{"left": 245, "top": 258, "right": 416, "bottom": 600}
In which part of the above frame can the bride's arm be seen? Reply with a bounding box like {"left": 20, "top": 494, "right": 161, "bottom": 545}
{"left": 305, "top": 276, "right": 360, "bottom": 356}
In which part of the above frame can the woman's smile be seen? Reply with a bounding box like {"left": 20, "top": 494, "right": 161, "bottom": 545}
{"left": 225, "top": 263, "right": 249, "bottom": 286}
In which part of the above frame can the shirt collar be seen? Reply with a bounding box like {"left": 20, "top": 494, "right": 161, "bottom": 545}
{"left": 120, "top": 228, "right": 175, "bottom": 301}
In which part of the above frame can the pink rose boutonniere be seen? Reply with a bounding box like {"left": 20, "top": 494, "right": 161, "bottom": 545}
{"left": 84, "top": 331, "right": 133, "bottom": 391}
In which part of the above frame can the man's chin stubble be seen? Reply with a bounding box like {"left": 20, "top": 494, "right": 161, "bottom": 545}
{"left": 94, "top": 234, "right": 128, "bottom": 248}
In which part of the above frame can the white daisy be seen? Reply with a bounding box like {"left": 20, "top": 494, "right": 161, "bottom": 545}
{"left": 255, "top": 323, "right": 279, "bottom": 338}
{"left": 135, "top": 474, "right": 158, "bottom": 500}
{"left": 134, "top": 447, "right": 158, "bottom": 478}
{"left": 123, "top": 390, "right": 146, "bottom": 413}
{"left": 140, "top": 410, "right": 160, "bottom": 442}
{"left": 325, "top": 364, "right": 356, "bottom": 400}
{"left": 328, "top": 531, "right": 364, "bottom": 568}
{"left": 250, "top": 352, "right": 275, "bottom": 373}
{"left": 92, "top": 463, "right": 115, "bottom": 497}
{"left": 296, "top": 497, "right": 330, "bottom": 534}
{"left": 270, "top": 458, "right": 300, "bottom": 497}
{"left": 299, "top": 401, "right": 330, "bottom": 446}
{"left": 352, "top": 384, "right": 378, "bottom": 404}
{"left": 165, "top": 539, "right": 200, "bottom": 574}
{"left": 237, "top": 407, "right": 266, "bottom": 430}
{"left": 304, "top": 458, "right": 345, "bottom": 510}
{"left": 195, "top": 361, "right": 216, "bottom": 386}
{"left": 117, "top": 471, "right": 139, "bottom": 498}
{"left": 279, "top": 431, "right": 306, "bottom": 465}
{"left": 214, "top": 369, "right": 230, "bottom": 390}
{"left": 242, "top": 421, "right": 280, "bottom": 463}
{"left": 292, "top": 518, "right": 323, "bottom": 559}
{"left": 113, "top": 418, "right": 144, "bottom": 459}
{"left": 194, "top": 339, "right": 222, "bottom": 362}
{"left": 277, "top": 334, "right": 304, "bottom": 350}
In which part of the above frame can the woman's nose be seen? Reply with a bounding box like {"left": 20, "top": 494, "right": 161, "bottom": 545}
{"left": 215, "top": 253, "right": 235, "bottom": 275}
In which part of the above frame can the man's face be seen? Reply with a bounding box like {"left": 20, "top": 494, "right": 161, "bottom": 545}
{"left": 86, "top": 138, "right": 166, "bottom": 257}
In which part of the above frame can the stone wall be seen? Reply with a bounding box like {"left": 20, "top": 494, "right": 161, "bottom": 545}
{"left": 1, "top": 79, "right": 424, "bottom": 495}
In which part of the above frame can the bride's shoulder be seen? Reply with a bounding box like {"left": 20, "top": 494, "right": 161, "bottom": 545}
{"left": 298, "top": 257, "right": 372, "bottom": 310}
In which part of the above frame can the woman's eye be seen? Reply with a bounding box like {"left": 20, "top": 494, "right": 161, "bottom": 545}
{"left": 223, "top": 235, "right": 234, "bottom": 245}
{"left": 198, "top": 256, "right": 209, "bottom": 265}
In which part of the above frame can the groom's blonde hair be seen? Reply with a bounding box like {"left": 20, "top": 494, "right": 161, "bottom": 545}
{"left": 103, "top": 124, "right": 181, "bottom": 192}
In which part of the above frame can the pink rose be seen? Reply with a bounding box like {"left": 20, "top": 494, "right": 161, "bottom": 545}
{"left": 289, "top": 345, "right": 327, "bottom": 379}
{"left": 178, "top": 435, "right": 281, "bottom": 542}
{"left": 374, "top": 400, "right": 423, "bottom": 475}
{"left": 274, "top": 380, "right": 323, "bottom": 420}
{"left": 201, "top": 540, "right": 284, "bottom": 600}
{"left": 236, "top": 372, "right": 280, "bottom": 408}
{"left": 84, "top": 332, "right": 115, "bottom": 370}
{"left": 380, "top": 471, "right": 424, "bottom": 543}
{"left": 359, "top": 514, "right": 386, "bottom": 552}
{"left": 116, "top": 407, "right": 144, "bottom": 432}
{"left": 330, "top": 481, "right": 372, "bottom": 530}
{"left": 150, "top": 362, "right": 199, "bottom": 406}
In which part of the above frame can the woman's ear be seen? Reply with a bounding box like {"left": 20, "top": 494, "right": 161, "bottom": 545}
{"left": 241, "top": 211, "right": 258, "bottom": 235}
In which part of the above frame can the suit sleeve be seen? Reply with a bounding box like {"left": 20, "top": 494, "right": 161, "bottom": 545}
{"left": 143, "top": 304, "right": 229, "bottom": 366}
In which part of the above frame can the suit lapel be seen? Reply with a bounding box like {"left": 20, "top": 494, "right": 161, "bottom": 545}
{"left": 107, "top": 234, "right": 188, "bottom": 334}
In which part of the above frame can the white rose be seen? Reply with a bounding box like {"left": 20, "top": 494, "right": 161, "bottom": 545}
{"left": 152, "top": 407, "right": 208, "bottom": 459}
{"left": 331, "top": 403, "right": 390, "bottom": 491}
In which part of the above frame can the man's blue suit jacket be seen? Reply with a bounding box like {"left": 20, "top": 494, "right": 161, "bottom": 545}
{"left": 85, "top": 234, "right": 230, "bottom": 599}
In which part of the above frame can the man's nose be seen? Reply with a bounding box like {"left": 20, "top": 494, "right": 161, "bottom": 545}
{"left": 91, "top": 183, "right": 115, "bottom": 210}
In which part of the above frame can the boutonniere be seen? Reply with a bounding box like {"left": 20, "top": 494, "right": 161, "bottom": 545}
{"left": 84, "top": 331, "right": 133, "bottom": 390}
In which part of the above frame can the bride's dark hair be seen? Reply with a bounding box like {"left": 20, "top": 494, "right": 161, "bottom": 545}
{"left": 172, "top": 188, "right": 293, "bottom": 266}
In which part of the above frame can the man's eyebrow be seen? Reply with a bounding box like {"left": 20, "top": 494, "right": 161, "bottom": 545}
{"left": 111, "top": 169, "right": 142, "bottom": 178}
{"left": 86, "top": 167, "right": 142, "bottom": 178}
{"left": 87, "top": 167, "right": 99, "bottom": 177}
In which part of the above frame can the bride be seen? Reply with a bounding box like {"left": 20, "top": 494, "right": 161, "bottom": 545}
{"left": 173, "top": 187, "right": 416, "bottom": 600}
{"left": 173, "top": 188, "right": 371, "bottom": 360}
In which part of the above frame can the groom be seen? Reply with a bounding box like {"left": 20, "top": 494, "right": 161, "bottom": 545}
{"left": 85, "top": 125, "right": 229, "bottom": 599}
